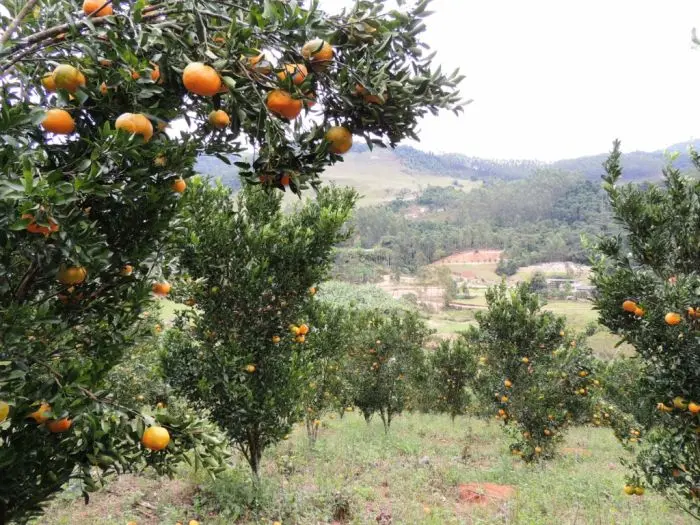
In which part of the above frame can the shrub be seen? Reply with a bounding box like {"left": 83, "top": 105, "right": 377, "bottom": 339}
{"left": 430, "top": 338, "right": 475, "bottom": 421}
{"left": 590, "top": 141, "right": 700, "bottom": 515}
{"left": 466, "top": 282, "right": 598, "bottom": 461}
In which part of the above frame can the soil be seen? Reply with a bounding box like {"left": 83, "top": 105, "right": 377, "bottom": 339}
{"left": 457, "top": 483, "right": 516, "bottom": 505}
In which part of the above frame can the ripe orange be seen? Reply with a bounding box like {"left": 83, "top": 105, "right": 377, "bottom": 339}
{"left": 41, "top": 73, "right": 56, "bottom": 91}
{"left": 504, "top": 379, "right": 513, "bottom": 388}
{"left": 142, "top": 426, "right": 170, "bottom": 450}
{"left": 152, "top": 282, "right": 171, "bottom": 296}
{"left": 622, "top": 300, "right": 637, "bottom": 313}
{"left": 295, "top": 334, "right": 306, "bottom": 344}
{"left": 83, "top": 0, "right": 113, "bottom": 17}
{"left": 272, "top": 335, "right": 281, "bottom": 344}
{"left": 633, "top": 306, "right": 644, "bottom": 317}
{"left": 657, "top": 402, "right": 673, "bottom": 413}
{"left": 521, "top": 356, "right": 529, "bottom": 364}
{"left": 41, "top": 109, "right": 75, "bottom": 135}
{"left": 245, "top": 364, "right": 256, "bottom": 373}
{"left": 688, "top": 307, "right": 696, "bottom": 318}
{"left": 29, "top": 403, "right": 51, "bottom": 423}
{"left": 301, "top": 38, "right": 334, "bottom": 70}
{"left": 120, "top": 265, "right": 133, "bottom": 276}
{"left": 22, "top": 213, "right": 59, "bottom": 235}
{"left": 52, "top": 64, "right": 85, "bottom": 92}
{"left": 182, "top": 62, "right": 222, "bottom": 96}
{"left": 634, "top": 486, "right": 644, "bottom": 496}
{"left": 0, "top": 401, "right": 9, "bottom": 422}
{"left": 309, "top": 286, "right": 317, "bottom": 295}
{"left": 189, "top": 521, "right": 200, "bottom": 525}
{"left": 665, "top": 312, "right": 682, "bottom": 326}
{"left": 277, "top": 63, "right": 308, "bottom": 86}
{"left": 534, "top": 446, "right": 542, "bottom": 454}
{"left": 266, "top": 90, "right": 302, "bottom": 119}
{"left": 115, "top": 113, "right": 153, "bottom": 142}
{"left": 156, "top": 401, "right": 165, "bottom": 409}
{"left": 325, "top": 126, "right": 352, "bottom": 154}
{"left": 298, "top": 323, "right": 309, "bottom": 335}
{"left": 208, "top": 109, "right": 230, "bottom": 129}
{"left": 280, "top": 173, "right": 291, "bottom": 186}
{"left": 151, "top": 65, "right": 160, "bottom": 82}
{"left": 689, "top": 402, "right": 700, "bottom": 414}
{"left": 623, "top": 484, "right": 635, "bottom": 495}
{"left": 578, "top": 370, "right": 588, "bottom": 378}
{"left": 57, "top": 265, "right": 87, "bottom": 285}
{"left": 99, "top": 81, "right": 108, "bottom": 95}
{"left": 47, "top": 418, "right": 72, "bottom": 433}
{"left": 131, "top": 70, "right": 141, "bottom": 80}
{"left": 171, "top": 178, "right": 187, "bottom": 193}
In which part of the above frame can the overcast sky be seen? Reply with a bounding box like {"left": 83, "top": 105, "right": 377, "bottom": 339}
{"left": 323, "top": 0, "right": 700, "bottom": 161}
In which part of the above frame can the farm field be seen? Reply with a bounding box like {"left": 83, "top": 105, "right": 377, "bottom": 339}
{"left": 36, "top": 413, "right": 690, "bottom": 525}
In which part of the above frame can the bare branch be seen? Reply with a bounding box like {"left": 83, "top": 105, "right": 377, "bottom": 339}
{"left": 0, "top": 0, "right": 40, "bottom": 47}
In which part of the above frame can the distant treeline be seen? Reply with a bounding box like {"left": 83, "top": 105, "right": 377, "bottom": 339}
{"left": 341, "top": 171, "right": 614, "bottom": 275}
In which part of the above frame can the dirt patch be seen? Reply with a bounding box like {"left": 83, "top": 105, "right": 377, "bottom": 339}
{"left": 433, "top": 250, "right": 503, "bottom": 265}
{"left": 457, "top": 483, "right": 516, "bottom": 505}
{"left": 561, "top": 447, "right": 593, "bottom": 457}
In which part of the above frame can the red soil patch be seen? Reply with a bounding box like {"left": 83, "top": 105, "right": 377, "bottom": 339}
{"left": 434, "top": 249, "right": 503, "bottom": 265}
{"left": 561, "top": 447, "right": 592, "bottom": 457}
{"left": 458, "top": 483, "right": 515, "bottom": 505}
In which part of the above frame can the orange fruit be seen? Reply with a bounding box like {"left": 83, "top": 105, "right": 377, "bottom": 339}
{"left": 504, "top": 379, "right": 512, "bottom": 388}
{"left": 150, "top": 65, "right": 160, "bottom": 82}
{"left": 277, "top": 63, "right": 308, "bottom": 86}
{"left": 131, "top": 70, "right": 141, "bottom": 80}
{"left": 22, "top": 213, "right": 59, "bottom": 235}
{"left": 52, "top": 64, "right": 85, "bottom": 92}
{"left": 245, "top": 364, "right": 256, "bottom": 373}
{"left": 115, "top": 113, "right": 153, "bottom": 142}
{"left": 120, "top": 265, "right": 133, "bottom": 276}
{"left": 623, "top": 484, "right": 635, "bottom": 495}
{"left": 521, "top": 357, "right": 529, "bottom": 364}
{"left": 266, "top": 90, "right": 302, "bottom": 119}
{"left": 47, "top": 418, "right": 72, "bottom": 433}
{"left": 0, "top": 401, "right": 9, "bottom": 422}
{"left": 298, "top": 324, "right": 309, "bottom": 335}
{"left": 622, "top": 300, "right": 637, "bottom": 312}
{"left": 634, "top": 486, "right": 644, "bottom": 496}
{"left": 325, "top": 126, "right": 352, "bottom": 154}
{"left": 98, "top": 58, "right": 113, "bottom": 67}
{"left": 41, "top": 73, "right": 56, "bottom": 92}
{"left": 189, "top": 521, "right": 200, "bottom": 525}
{"left": 208, "top": 110, "right": 230, "bottom": 129}
{"left": 41, "top": 109, "right": 75, "bottom": 135}
{"left": 665, "top": 312, "right": 682, "bottom": 326}
{"left": 99, "top": 81, "right": 108, "bottom": 95}
{"left": 83, "top": 0, "right": 113, "bottom": 16}
{"left": 29, "top": 403, "right": 51, "bottom": 423}
{"left": 301, "top": 38, "right": 333, "bottom": 69}
{"left": 688, "top": 307, "right": 696, "bottom": 318}
{"left": 152, "top": 282, "right": 171, "bottom": 296}
{"left": 141, "top": 426, "right": 170, "bottom": 450}
{"left": 182, "top": 62, "right": 222, "bottom": 96}
{"left": 309, "top": 286, "right": 316, "bottom": 295}
{"left": 57, "top": 265, "right": 87, "bottom": 285}
{"left": 534, "top": 446, "right": 542, "bottom": 454}
{"left": 689, "top": 402, "right": 700, "bottom": 414}
{"left": 171, "top": 178, "right": 187, "bottom": 193}
{"left": 295, "top": 334, "right": 306, "bottom": 344}
{"left": 272, "top": 335, "right": 281, "bottom": 344}
{"left": 280, "top": 173, "right": 291, "bottom": 186}
{"left": 633, "top": 306, "right": 644, "bottom": 317}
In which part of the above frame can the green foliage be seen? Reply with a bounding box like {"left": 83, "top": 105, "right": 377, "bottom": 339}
{"left": 429, "top": 339, "right": 475, "bottom": 420}
{"left": 347, "top": 310, "right": 433, "bottom": 431}
{"left": 348, "top": 171, "right": 613, "bottom": 273}
{"left": 591, "top": 141, "right": 700, "bottom": 517}
{"left": 466, "top": 282, "right": 598, "bottom": 461}
{"left": 495, "top": 259, "right": 518, "bottom": 277}
{"left": 317, "top": 280, "right": 412, "bottom": 312}
{"left": 162, "top": 181, "right": 356, "bottom": 474}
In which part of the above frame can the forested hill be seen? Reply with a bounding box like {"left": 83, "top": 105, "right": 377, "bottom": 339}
{"left": 196, "top": 140, "right": 700, "bottom": 189}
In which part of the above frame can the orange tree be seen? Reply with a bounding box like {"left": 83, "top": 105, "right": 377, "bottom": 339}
{"left": 300, "top": 301, "right": 362, "bottom": 446}
{"left": 590, "top": 141, "right": 700, "bottom": 515}
{"left": 162, "top": 180, "right": 357, "bottom": 475}
{"left": 349, "top": 309, "right": 432, "bottom": 431}
{"left": 0, "top": 0, "right": 461, "bottom": 520}
{"left": 465, "top": 282, "right": 598, "bottom": 461}
{"left": 429, "top": 338, "right": 475, "bottom": 421}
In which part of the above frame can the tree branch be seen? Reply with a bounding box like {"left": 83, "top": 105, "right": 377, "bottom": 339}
{"left": 0, "top": 0, "right": 40, "bottom": 47}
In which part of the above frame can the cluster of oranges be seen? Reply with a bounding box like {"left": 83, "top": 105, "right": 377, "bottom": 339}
{"left": 289, "top": 323, "right": 309, "bottom": 343}
{"left": 623, "top": 484, "right": 645, "bottom": 496}
{"left": 622, "top": 299, "right": 699, "bottom": 326}
{"left": 26, "top": 402, "right": 72, "bottom": 433}
{"left": 656, "top": 396, "right": 700, "bottom": 416}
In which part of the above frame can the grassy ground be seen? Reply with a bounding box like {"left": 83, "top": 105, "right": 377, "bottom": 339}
{"left": 37, "top": 413, "right": 691, "bottom": 525}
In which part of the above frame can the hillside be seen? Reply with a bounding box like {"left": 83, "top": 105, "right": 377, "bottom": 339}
{"left": 196, "top": 140, "right": 700, "bottom": 201}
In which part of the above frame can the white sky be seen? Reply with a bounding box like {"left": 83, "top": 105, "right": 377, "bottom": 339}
{"left": 323, "top": 0, "right": 700, "bottom": 161}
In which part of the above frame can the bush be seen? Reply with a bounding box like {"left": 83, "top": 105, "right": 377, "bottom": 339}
{"left": 429, "top": 338, "right": 475, "bottom": 421}
{"left": 163, "top": 182, "right": 355, "bottom": 475}
{"left": 466, "top": 282, "right": 598, "bottom": 461}
{"left": 591, "top": 141, "right": 700, "bottom": 514}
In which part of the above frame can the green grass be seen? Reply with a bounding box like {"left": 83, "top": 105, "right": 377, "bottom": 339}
{"left": 37, "top": 413, "right": 691, "bottom": 524}
{"left": 542, "top": 300, "right": 598, "bottom": 331}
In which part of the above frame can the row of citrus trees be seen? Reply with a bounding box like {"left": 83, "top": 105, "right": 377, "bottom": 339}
{"left": 0, "top": 0, "right": 463, "bottom": 522}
